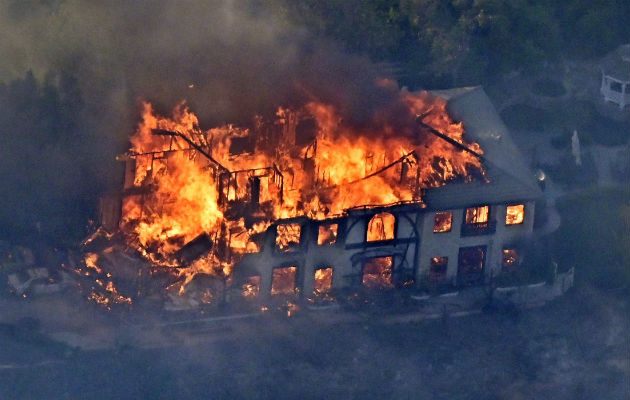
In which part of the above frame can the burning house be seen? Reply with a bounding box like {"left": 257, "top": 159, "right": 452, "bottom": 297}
{"left": 96, "top": 85, "right": 542, "bottom": 306}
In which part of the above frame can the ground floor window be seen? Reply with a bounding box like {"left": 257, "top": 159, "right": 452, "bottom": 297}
{"left": 367, "top": 213, "right": 395, "bottom": 242}
{"left": 241, "top": 275, "right": 261, "bottom": 298}
{"left": 271, "top": 266, "right": 297, "bottom": 295}
{"left": 314, "top": 267, "right": 333, "bottom": 294}
{"left": 458, "top": 246, "right": 485, "bottom": 285}
{"left": 429, "top": 257, "right": 448, "bottom": 282}
{"left": 502, "top": 249, "right": 519, "bottom": 272}
{"left": 362, "top": 256, "right": 394, "bottom": 288}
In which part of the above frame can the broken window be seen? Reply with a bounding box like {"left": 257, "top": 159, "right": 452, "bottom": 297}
{"left": 502, "top": 249, "right": 519, "bottom": 272}
{"left": 362, "top": 256, "right": 394, "bottom": 288}
{"left": 318, "top": 223, "right": 338, "bottom": 246}
{"left": 241, "top": 275, "right": 261, "bottom": 298}
{"left": 505, "top": 204, "right": 525, "bottom": 225}
{"left": 433, "top": 212, "right": 453, "bottom": 233}
{"left": 271, "top": 266, "right": 297, "bottom": 295}
{"left": 314, "top": 267, "right": 333, "bottom": 294}
{"left": 367, "top": 213, "right": 395, "bottom": 242}
{"left": 465, "top": 206, "right": 489, "bottom": 224}
{"left": 275, "top": 223, "right": 301, "bottom": 251}
{"left": 429, "top": 257, "right": 448, "bottom": 282}
{"left": 457, "top": 246, "right": 485, "bottom": 286}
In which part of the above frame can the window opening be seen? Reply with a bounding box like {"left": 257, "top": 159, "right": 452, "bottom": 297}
{"left": 430, "top": 257, "right": 448, "bottom": 281}
{"left": 458, "top": 246, "right": 485, "bottom": 285}
{"left": 502, "top": 249, "right": 519, "bottom": 272}
{"left": 241, "top": 275, "right": 261, "bottom": 298}
{"left": 271, "top": 266, "right": 297, "bottom": 295}
{"left": 367, "top": 212, "right": 395, "bottom": 242}
{"left": 465, "top": 206, "right": 489, "bottom": 224}
{"left": 506, "top": 204, "right": 524, "bottom": 225}
{"left": 433, "top": 212, "right": 453, "bottom": 233}
{"left": 318, "top": 223, "right": 338, "bottom": 245}
{"left": 314, "top": 267, "right": 333, "bottom": 294}
{"left": 276, "top": 223, "right": 301, "bottom": 251}
{"left": 362, "top": 256, "right": 394, "bottom": 288}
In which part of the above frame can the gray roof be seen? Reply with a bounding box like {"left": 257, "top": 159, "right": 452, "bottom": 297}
{"left": 600, "top": 44, "right": 630, "bottom": 82}
{"left": 423, "top": 86, "right": 542, "bottom": 209}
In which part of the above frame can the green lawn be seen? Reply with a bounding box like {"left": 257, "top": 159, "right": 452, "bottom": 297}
{"left": 551, "top": 188, "right": 630, "bottom": 288}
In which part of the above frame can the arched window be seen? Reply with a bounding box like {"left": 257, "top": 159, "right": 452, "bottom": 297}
{"left": 367, "top": 212, "right": 395, "bottom": 242}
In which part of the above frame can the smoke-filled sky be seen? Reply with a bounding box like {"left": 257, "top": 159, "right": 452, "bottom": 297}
{"left": 0, "top": 0, "right": 401, "bottom": 125}
{"left": 0, "top": 0, "right": 404, "bottom": 242}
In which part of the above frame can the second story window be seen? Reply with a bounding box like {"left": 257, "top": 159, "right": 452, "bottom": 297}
{"left": 429, "top": 257, "right": 448, "bottom": 282}
{"left": 465, "top": 206, "right": 489, "bottom": 224}
{"left": 433, "top": 212, "right": 453, "bottom": 233}
{"left": 318, "top": 223, "right": 339, "bottom": 245}
{"left": 462, "top": 205, "right": 495, "bottom": 236}
{"left": 367, "top": 212, "right": 395, "bottom": 242}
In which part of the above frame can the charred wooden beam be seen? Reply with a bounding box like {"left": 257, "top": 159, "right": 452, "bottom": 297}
{"left": 347, "top": 151, "right": 417, "bottom": 185}
{"left": 173, "top": 233, "right": 214, "bottom": 266}
{"left": 416, "top": 118, "right": 484, "bottom": 160}
{"left": 151, "top": 129, "right": 230, "bottom": 173}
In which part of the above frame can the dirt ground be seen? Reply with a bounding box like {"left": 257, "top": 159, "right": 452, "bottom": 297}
{"left": 0, "top": 285, "right": 627, "bottom": 400}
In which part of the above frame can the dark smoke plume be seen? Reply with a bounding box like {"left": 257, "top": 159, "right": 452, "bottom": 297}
{"left": 0, "top": 0, "right": 405, "bottom": 242}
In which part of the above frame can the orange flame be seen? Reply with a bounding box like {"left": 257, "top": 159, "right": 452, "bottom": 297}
{"left": 119, "top": 89, "right": 484, "bottom": 292}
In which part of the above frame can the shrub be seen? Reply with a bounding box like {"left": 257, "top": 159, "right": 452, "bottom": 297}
{"left": 531, "top": 78, "right": 566, "bottom": 97}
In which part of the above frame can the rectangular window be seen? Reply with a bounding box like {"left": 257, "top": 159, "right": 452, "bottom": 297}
{"left": 314, "top": 267, "right": 333, "bottom": 294}
{"left": 502, "top": 249, "right": 519, "bottom": 271}
{"left": 367, "top": 213, "right": 396, "bottom": 242}
{"left": 271, "top": 266, "right": 297, "bottom": 295}
{"left": 465, "top": 206, "right": 489, "bottom": 224}
{"left": 276, "top": 223, "right": 301, "bottom": 251}
{"left": 458, "top": 246, "right": 486, "bottom": 286}
{"left": 433, "top": 212, "right": 453, "bottom": 233}
{"left": 610, "top": 81, "right": 623, "bottom": 93}
{"left": 362, "top": 256, "right": 393, "bottom": 288}
{"left": 429, "top": 257, "right": 448, "bottom": 282}
{"left": 506, "top": 204, "right": 525, "bottom": 225}
{"left": 318, "top": 223, "right": 338, "bottom": 245}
